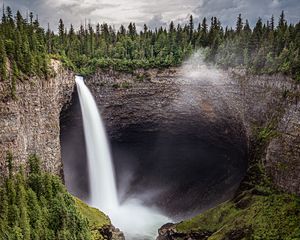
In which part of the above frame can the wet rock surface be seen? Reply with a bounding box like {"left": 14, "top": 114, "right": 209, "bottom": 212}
{"left": 157, "top": 223, "right": 212, "bottom": 240}
{"left": 98, "top": 225, "right": 125, "bottom": 240}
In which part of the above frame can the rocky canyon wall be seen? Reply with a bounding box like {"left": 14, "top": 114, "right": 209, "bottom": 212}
{"left": 228, "top": 70, "right": 299, "bottom": 195}
{"left": 86, "top": 68, "right": 299, "bottom": 196}
{"left": 0, "top": 60, "right": 75, "bottom": 175}
{"left": 0, "top": 60, "right": 298, "bottom": 197}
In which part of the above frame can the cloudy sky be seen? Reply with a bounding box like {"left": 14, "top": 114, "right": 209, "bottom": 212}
{"left": 5, "top": 0, "right": 300, "bottom": 31}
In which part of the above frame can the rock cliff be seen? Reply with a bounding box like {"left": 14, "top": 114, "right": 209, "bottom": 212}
{"left": 85, "top": 68, "right": 248, "bottom": 216}
{"left": 0, "top": 62, "right": 298, "bottom": 239}
{"left": 86, "top": 67, "right": 299, "bottom": 196}
{"left": 0, "top": 60, "right": 75, "bottom": 175}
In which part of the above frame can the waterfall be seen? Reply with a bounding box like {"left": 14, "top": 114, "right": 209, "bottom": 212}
{"left": 75, "top": 75, "right": 170, "bottom": 239}
{"left": 75, "top": 76, "right": 118, "bottom": 213}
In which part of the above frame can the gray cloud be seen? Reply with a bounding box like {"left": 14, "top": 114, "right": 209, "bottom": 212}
{"left": 3, "top": 0, "right": 300, "bottom": 31}
{"left": 147, "top": 14, "right": 167, "bottom": 29}
{"left": 194, "top": 0, "right": 300, "bottom": 27}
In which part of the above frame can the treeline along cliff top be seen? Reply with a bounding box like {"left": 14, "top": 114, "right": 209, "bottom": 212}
{"left": 0, "top": 7, "right": 299, "bottom": 93}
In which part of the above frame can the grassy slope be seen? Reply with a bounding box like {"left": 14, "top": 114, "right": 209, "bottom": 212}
{"left": 74, "top": 197, "right": 111, "bottom": 240}
{"left": 176, "top": 189, "right": 300, "bottom": 240}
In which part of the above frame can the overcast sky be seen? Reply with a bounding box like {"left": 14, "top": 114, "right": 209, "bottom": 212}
{"left": 4, "top": 0, "right": 300, "bottom": 31}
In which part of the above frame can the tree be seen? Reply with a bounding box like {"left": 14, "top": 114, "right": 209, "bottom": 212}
{"left": 0, "top": 155, "right": 92, "bottom": 240}
{"left": 128, "top": 22, "right": 136, "bottom": 39}
{"left": 6, "top": 151, "right": 13, "bottom": 177}
{"left": 199, "top": 17, "right": 208, "bottom": 47}
{"left": 28, "top": 154, "right": 41, "bottom": 175}
{"left": 250, "top": 17, "right": 263, "bottom": 52}
{"left": 236, "top": 14, "right": 243, "bottom": 34}
{"left": 270, "top": 15, "right": 275, "bottom": 31}
{"left": 0, "top": 7, "right": 299, "bottom": 81}
{"left": 16, "top": 177, "right": 31, "bottom": 240}
{"left": 0, "top": 38, "right": 7, "bottom": 81}
{"left": 189, "top": 15, "right": 194, "bottom": 43}
{"left": 278, "top": 10, "right": 286, "bottom": 30}
{"left": 58, "top": 19, "right": 65, "bottom": 45}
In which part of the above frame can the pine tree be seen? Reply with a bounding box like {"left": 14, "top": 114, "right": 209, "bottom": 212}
{"left": 270, "top": 15, "right": 275, "bottom": 31}
{"left": 58, "top": 19, "right": 65, "bottom": 45}
{"left": 0, "top": 37, "right": 7, "bottom": 81}
{"left": 199, "top": 17, "right": 208, "bottom": 47}
{"left": 251, "top": 18, "right": 263, "bottom": 52}
{"left": 128, "top": 22, "right": 137, "bottom": 39}
{"left": 278, "top": 11, "right": 286, "bottom": 30}
{"left": 243, "top": 20, "right": 251, "bottom": 34}
{"left": 189, "top": 15, "right": 194, "bottom": 43}
{"left": 16, "top": 174, "right": 31, "bottom": 240}
{"left": 236, "top": 14, "right": 243, "bottom": 34}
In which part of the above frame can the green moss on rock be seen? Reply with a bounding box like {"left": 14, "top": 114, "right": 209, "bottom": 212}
{"left": 74, "top": 198, "right": 110, "bottom": 229}
{"left": 175, "top": 191, "right": 300, "bottom": 240}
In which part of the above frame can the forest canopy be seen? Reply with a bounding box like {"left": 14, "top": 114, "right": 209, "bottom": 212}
{"left": 0, "top": 154, "right": 92, "bottom": 240}
{"left": 0, "top": 6, "right": 299, "bottom": 84}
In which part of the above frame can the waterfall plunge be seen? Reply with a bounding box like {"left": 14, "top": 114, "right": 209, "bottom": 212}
{"left": 75, "top": 76, "right": 118, "bottom": 213}
{"left": 75, "top": 76, "right": 170, "bottom": 239}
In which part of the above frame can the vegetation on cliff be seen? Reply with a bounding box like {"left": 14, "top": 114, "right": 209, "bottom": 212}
{"left": 0, "top": 6, "right": 299, "bottom": 85}
{"left": 74, "top": 198, "right": 112, "bottom": 240}
{"left": 0, "top": 154, "right": 109, "bottom": 240}
{"left": 174, "top": 191, "right": 300, "bottom": 240}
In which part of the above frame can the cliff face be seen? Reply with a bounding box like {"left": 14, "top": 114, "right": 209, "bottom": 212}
{"left": 266, "top": 104, "right": 300, "bottom": 194}
{"left": 86, "top": 68, "right": 300, "bottom": 196}
{"left": 0, "top": 60, "right": 75, "bottom": 175}
{"left": 227, "top": 71, "right": 300, "bottom": 195}
{"left": 0, "top": 61, "right": 298, "bottom": 197}
{"left": 86, "top": 68, "right": 248, "bottom": 216}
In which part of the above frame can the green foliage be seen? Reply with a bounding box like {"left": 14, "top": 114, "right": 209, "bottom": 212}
{"left": 0, "top": 155, "right": 92, "bottom": 240}
{"left": 0, "top": 7, "right": 50, "bottom": 100}
{"left": 176, "top": 191, "right": 300, "bottom": 240}
{"left": 256, "top": 124, "right": 278, "bottom": 143}
{"left": 74, "top": 197, "right": 110, "bottom": 239}
{"left": 0, "top": 37, "right": 7, "bottom": 81}
{"left": 6, "top": 151, "right": 13, "bottom": 177}
{"left": 1, "top": 8, "right": 300, "bottom": 86}
{"left": 111, "top": 81, "right": 132, "bottom": 89}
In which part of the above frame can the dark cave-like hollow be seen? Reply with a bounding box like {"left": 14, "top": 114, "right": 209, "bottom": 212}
{"left": 60, "top": 87, "right": 248, "bottom": 219}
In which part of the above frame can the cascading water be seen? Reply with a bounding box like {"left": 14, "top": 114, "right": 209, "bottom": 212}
{"left": 75, "top": 76, "right": 170, "bottom": 239}
{"left": 75, "top": 76, "right": 118, "bottom": 213}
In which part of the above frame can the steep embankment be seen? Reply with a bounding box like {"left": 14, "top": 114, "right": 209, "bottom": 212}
{"left": 0, "top": 60, "right": 74, "bottom": 175}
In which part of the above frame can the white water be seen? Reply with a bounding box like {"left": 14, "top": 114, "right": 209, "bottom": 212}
{"left": 76, "top": 76, "right": 118, "bottom": 213}
{"left": 75, "top": 76, "right": 170, "bottom": 239}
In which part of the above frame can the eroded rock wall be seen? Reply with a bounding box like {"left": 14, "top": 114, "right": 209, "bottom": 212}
{"left": 0, "top": 60, "right": 75, "bottom": 175}
{"left": 266, "top": 104, "right": 300, "bottom": 194}
{"left": 228, "top": 71, "right": 300, "bottom": 195}
{"left": 86, "top": 68, "right": 299, "bottom": 196}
